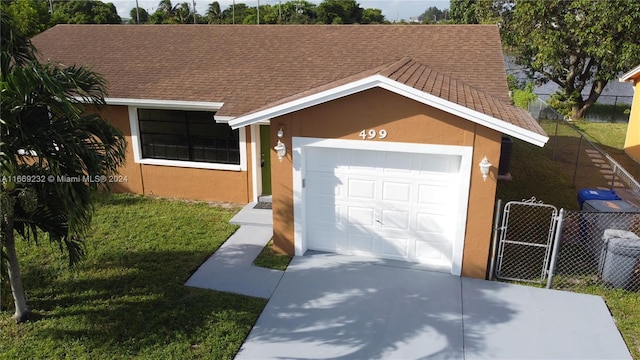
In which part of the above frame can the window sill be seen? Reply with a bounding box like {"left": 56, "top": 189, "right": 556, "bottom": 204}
{"left": 137, "top": 158, "right": 243, "bottom": 171}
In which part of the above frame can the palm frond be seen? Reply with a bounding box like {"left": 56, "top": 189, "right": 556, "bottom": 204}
{"left": 0, "top": 11, "right": 36, "bottom": 75}
{"left": 2, "top": 38, "right": 126, "bottom": 268}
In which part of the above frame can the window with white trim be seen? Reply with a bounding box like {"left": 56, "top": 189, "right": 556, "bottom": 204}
{"left": 137, "top": 109, "right": 240, "bottom": 165}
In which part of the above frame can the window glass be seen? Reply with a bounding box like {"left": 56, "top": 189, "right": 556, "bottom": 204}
{"left": 137, "top": 109, "right": 240, "bottom": 165}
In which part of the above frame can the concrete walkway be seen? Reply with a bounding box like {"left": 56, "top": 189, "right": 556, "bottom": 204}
{"left": 185, "top": 203, "right": 283, "bottom": 299}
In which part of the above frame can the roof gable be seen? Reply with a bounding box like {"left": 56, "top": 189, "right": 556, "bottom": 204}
{"left": 228, "top": 58, "right": 548, "bottom": 147}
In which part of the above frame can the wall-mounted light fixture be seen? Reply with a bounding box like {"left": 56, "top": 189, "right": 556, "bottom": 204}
{"left": 479, "top": 156, "right": 492, "bottom": 181}
{"left": 274, "top": 126, "right": 286, "bottom": 162}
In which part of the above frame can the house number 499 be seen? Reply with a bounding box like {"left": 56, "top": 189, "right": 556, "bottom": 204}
{"left": 359, "top": 129, "right": 387, "bottom": 140}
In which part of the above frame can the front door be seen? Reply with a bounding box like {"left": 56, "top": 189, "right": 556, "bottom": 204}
{"left": 260, "top": 125, "right": 272, "bottom": 195}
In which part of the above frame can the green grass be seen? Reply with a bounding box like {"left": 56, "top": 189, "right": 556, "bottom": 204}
{"left": 0, "top": 194, "right": 266, "bottom": 359}
{"left": 253, "top": 239, "right": 292, "bottom": 271}
{"left": 497, "top": 130, "right": 640, "bottom": 359}
{"left": 537, "top": 120, "right": 640, "bottom": 191}
{"left": 497, "top": 137, "right": 579, "bottom": 210}
{"left": 574, "top": 121, "right": 640, "bottom": 181}
{"left": 574, "top": 120, "right": 629, "bottom": 150}
{"left": 584, "top": 103, "right": 631, "bottom": 123}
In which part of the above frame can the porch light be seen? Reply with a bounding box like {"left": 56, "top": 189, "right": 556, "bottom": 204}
{"left": 479, "top": 156, "right": 492, "bottom": 181}
{"left": 274, "top": 126, "right": 286, "bottom": 162}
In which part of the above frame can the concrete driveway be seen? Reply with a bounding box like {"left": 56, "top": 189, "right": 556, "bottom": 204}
{"left": 236, "top": 253, "right": 631, "bottom": 360}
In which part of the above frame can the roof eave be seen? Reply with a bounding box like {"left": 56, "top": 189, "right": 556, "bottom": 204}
{"left": 620, "top": 64, "right": 640, "bottom": 83}
{"left": 229, "top": 75, "right": 549, "bottom": 147}
{"left": 215, "top": 115, "right": 270, "bottom": 125}
{"left": 103, "top": 98, "right": 224, "bottom": 111}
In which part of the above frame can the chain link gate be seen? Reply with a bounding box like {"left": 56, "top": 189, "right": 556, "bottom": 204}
{"left": 495, "top": 197, "right": 559, "bottom": 283}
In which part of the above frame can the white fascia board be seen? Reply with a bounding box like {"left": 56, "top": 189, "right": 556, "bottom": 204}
{"left": 620, "top": 65, "right": 640, "bottom": 83}
{"left": 105, "top": 98, "right": 224, "bottom": 111}
{"left": 214, "top": 115, "right": 236, "bottom": 123}
{"left": 216, "top": 115, "right": 269, "bottom": 126}
{"left": 228, "top": 75, "right": 548, "bottom": 147}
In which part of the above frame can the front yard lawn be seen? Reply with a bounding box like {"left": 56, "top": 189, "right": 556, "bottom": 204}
{"left": 0, "top": 195, "right": 266, "bottom": 359}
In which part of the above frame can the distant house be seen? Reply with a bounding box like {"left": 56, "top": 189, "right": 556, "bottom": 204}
{"left": 620, "top": 65, "right": 640, "bottom": 163}
{"left": 32, "top": 25, "right": 547, "bottom": 279}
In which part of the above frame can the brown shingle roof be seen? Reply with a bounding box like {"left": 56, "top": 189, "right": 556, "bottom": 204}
{"left": 381, "top": 58, "right": 545, "bottom": 136}
{"left": 31, "top": 24, "right": 511, "bottom": 118}
{"left": 237, "top": 57, "right": 546, "bottom": 140}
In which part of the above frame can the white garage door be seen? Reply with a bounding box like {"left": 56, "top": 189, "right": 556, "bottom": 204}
{"left": 301, "top": 143, "right": 469, "bottom": 272}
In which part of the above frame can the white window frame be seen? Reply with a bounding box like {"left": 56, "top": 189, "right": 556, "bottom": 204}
{"left": 128, "top": 106, "right": 247, "bottom": 171}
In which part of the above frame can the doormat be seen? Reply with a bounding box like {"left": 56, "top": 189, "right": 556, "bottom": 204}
{"left": 253, "top": 202, "right": 272, "bottom": 210}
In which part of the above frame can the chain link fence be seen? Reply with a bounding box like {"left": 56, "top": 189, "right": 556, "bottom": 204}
{"left": 533, "top": 94, "right": 632, "bottom": 123}
{"left": 495, "top": 198, "right": 557, "bottom": 283}
{"left": 492, "top": 199, "right": 640, "bottom": 293}
{"left": 552, "top": 210, "right": 640, "bottom": 292}
{"left": 528, "top": 98, "right": 640, "bottom": 198}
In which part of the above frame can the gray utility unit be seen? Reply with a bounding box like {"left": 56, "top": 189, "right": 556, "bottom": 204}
{"left": 601, "top": 229, "right": 640, "bottom": 289}
{"left": 583, "top": 199, "right": 640, "bottom": 213}
{"left": 581, "top": 199, "right": 640, "bottom": 262}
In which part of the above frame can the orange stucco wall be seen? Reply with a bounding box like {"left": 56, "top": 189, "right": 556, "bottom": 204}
{"left": 96, "top": 105, "right": 252, "bottom": 203}
{"left": 269, "top": 87, "right": 501, "bottom": 279}
{"left": 624, "top": 79, "right": 640, "bottom": 163}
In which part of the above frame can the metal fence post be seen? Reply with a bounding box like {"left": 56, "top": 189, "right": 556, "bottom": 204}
{"left": 610, "top": 163, "right": 617, "bottom": 190}
{"left": 552, "top": 115, "right": 560, "bottom": 160}
{"left": 572, "top": 135, "right": 583, "bottom": 187}
{"left": 546, "top": 208, "right": 565, "bottom": 289}
{"left": 488, "top": 199, "right": 502, "bottom": 281}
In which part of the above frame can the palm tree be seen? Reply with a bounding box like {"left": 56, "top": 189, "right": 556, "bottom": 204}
{"left": 1, "top": 13, "right": 126, "bottom": 322}
{"left": 206, "top": 1, "right": 221, "bottom": 24}
{"left": 175, "top": 2, "right": 192, "bottom": 23}
{"left": 157, "top": 0, "right": 177, "bottom": 16}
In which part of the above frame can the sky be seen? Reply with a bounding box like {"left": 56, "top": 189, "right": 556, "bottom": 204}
{"left": 110, "top": 0, "right": 452, "bottom": 22}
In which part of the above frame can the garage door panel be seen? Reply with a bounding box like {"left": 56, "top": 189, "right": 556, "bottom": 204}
{"left": 381, "top": 181, "right": 412, "bottom": 203}
{"left": 307, "top": 148, "right": 343, "bottom": 172}
{"left": 307, "top": 203, "right": 342, "bottom": 225}
{"left": 377, "top": 235, "right": 410, "bottom": 260}
{"left": 347, "top": 178, "right": 376, "bottom": 200}
{"left": 416, "top": 212, "right": 450, "bottom": 234}
{"left": 417, "top": 183, "right": 452, "bottom": 206}
{"left": 308, "top": 228, "right": 342, "bottom": 252}
{"left": 347, "top": 206, "right": 375, "bottom": 227}
{"left": 419, "top": 154, "right": 461, "bottom": 174}
{"left": 307, "top": 171, "right": 343, "bottom": 197}
{"left": 380, "top": 209, "right": 410, "bottom": 230}
{"left": 345, "top": 149, "right": 379, "bottom": 173}
{"left": 415, "top": 240, "right": 452, "bottom": 262}
{"left": 346, "top": 233, "right": 375, "bottom": 255}
{"left": 381, "top": 152, "right": 414, "bottom": 174}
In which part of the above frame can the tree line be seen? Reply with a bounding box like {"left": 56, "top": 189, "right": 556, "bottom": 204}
{"left": 142, "top": 0, "right": 385, "bottom": 25}
{"left": 1, "top": 0, "right": 388, "bottom": 36}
